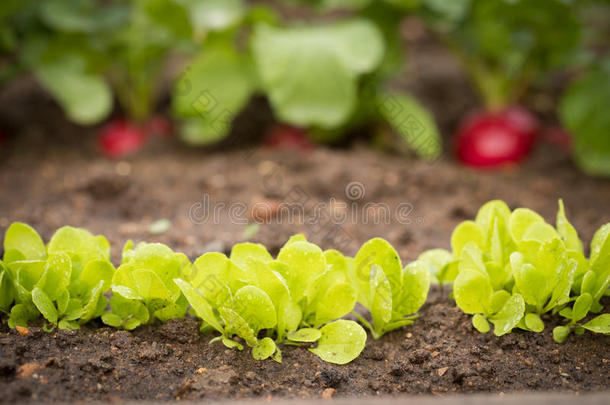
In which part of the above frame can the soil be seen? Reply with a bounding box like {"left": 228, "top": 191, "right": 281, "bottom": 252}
{"left": 0, "top": 137, "right": 609, "bottom": 403}
{"left": 0, "top": 19, "right": 609, "bottom": 403}
{"left": 0, "top": 136, "right": 608, "bottom": 264}
{"left": 0, "top": 289, "right": 608, "bottom": 403}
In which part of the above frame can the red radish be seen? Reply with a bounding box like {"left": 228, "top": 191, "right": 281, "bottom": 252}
{"left": 98, "top": 119, "right": 147, "bottom": 159}
{"left": 456, "top": 106, "right": 539, "bottom": 168}
{"left": 144, "top": 115, "right": 172, "bottom": 137}
{"left": 264, "top": 124, "right": 313, "bottom": 151}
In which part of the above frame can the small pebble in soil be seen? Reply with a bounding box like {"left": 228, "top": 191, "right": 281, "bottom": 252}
{"left": 17, "top": 363, "right": 44, "bottom": 379}
{"left": 321, "top": 388, "right": 336, "bottom": 399}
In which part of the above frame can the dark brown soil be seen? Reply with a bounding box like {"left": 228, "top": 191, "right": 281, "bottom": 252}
{"left": 0, "top": 140, "right": 609, "bottom": 262}
{"left": 0, "top": 289, "right": 608, "bottom": 403}
{"left": 0, "top": 20, "right": 609, "bottom": 403}
{"left": 0, "top": 140, "right": 609, "bottom": 403}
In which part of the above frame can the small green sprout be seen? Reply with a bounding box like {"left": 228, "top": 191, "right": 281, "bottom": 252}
{"left": 350, "top": 238, "right": 430, "bottom": 339}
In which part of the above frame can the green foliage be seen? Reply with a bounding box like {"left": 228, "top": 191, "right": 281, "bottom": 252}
{"left": 350, "top": 238, "right": 430, "bottom": 338}
{"left": 377, "top": 92, "right": 442, "bottom": 160}
{"left": 251, "top": 19, "right": 384, "bottom": 129}
{"left": 3, "top": 0, "right": 442, "bottom": 160}
{"left": 175, "top": 236, "right": 365, "bottom": 364}
{"left": 168, "top": 0, "right": 442, "bottom": 159}
{"left": 179, "top": 0, "right": 246, "bottom": 33}
{"left": 559, "top": 57, "right": 610, "bottom": 176}
{"left": 32, "top": 51, "right": 113, "bottom": 125}
{"left": 4, "top": 0, "right": 214, "bottom": 123}
{"left": 308, "top": 320, "right": 367, "bottom": 365}
{"left": 103, "top": 241, "right": 189, "bottom": 329}
{"left": 12, "top": 0, "right": 125, "bottom": 123}
{"left": 421, "top": 199, "right": 610, "bottom": 340}
{"left": 172, "top": 39, "right": 256, "bottom": 145}
{"left": 421, "top": 0, "right": 581, "bottom": 109}
{"left": 2, "top": 208, "right": 605, "bottom": 365}
{"left": 2, "top": 223, "right": 114, "bottom": 330}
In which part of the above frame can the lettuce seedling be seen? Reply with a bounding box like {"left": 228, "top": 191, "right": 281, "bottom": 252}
{"left": 349, "top": 238, "right": 430, "bottom": 339}
{"left": 276, "top": 238, "right": 358, "bottom": 327}
{"left": 176, "top": 237, "right": 366, "bottom": 364}
{"left": 0, "top": 259, "right": 13, "bottom": 314}
{"left": 423, "top": 200, "right": 610, "bottom": 339}
{"left": 176, "top": 244, "right": 286, "bottom": 362}
{"left": 2, "top": 223, "right": 114, "bottom": 330}
{"left": 581, "top": 224, "right": 610, "bottom": 312}
{"left": 553, "top": 222, "right": 610, "bottom": 342}
{"left": 417, "top": 248, "right": 456, "bottom": 293}
{"left": 554, "top": 293, "right": 610, "bottom": 343}
{"left": 453, "top": 243, "right": 525, "bottom": 335}
{"left": 301, "top": 249, "right": 357, "bottom": 328}
{"left": 308, "top": 320, "right": 367, "bottom": 365}
{"left": 508, "top": 209, "right": 575, "bottom": 330}
{"left": 102, "top": 241, "right": 189, "bottom": 330}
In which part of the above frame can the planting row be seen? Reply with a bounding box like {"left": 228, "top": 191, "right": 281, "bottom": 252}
{"left": 2, "top": 1, "right": 609, "bottom": 174}
{"left": 0, "top": 200, "right": 608, "bottom": 364}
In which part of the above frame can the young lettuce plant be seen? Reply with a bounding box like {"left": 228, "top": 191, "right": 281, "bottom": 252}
{"left": 0, "top": 259, "right": 13, "bottom": 315}
{"left": 2, "top": 223, "right": 114, "bottom": 330}
{"left": 175, "top": 243, "right": 285, "bottom": 362}
{"left": 453, "top": 242, "right": 526, "bottom": 336}
{"left": 421, "top": 200, "right": 610, "bottom": 340}
{"left": 349, "top": 238, "right": 430, "bottom": 339}
{"left": 508, "top": 207, "right": 577, "bottom": 332}
{"left": 175, "top": 237, "right": 366, "bottom": 364}
{"left": 102, "top": 241, "right": 189, "bottom": 330}
{"left": 511, "top": 204, "right": 609, "bottom": 339}
{"left": 274, "top": 236, "right": 365, "bottom": 364}
{"left": 417, "top": 248, "right": 456, "bottom": 295}
{"left": 554, "top": 294, "right": 610, "bottom": 343}
{"left": 554, "top": 222, "right": 610, "bottom": 342}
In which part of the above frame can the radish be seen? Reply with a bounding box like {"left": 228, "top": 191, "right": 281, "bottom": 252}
{"left": 264, "top": 124, "right": 313, "bottom": 151}
{"left": 456, "top": 106, "right": 539, "bottom": 168}
{"left": 98, "top": 119, "right": 147, "bottom": 159}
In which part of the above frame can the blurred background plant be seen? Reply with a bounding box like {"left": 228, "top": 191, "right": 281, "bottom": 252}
{"left": 0, "top": 0, "right": 608, "bottom": 174}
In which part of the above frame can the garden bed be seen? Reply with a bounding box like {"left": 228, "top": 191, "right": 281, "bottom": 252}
{"left": 0, "top": 134, "right": 609, "bottom": 402}
{"left": 1, "top": 1, "right": 609, "bottom": 402}
{"left": 0, "top": 287, "right": 608, "bottom": 402}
